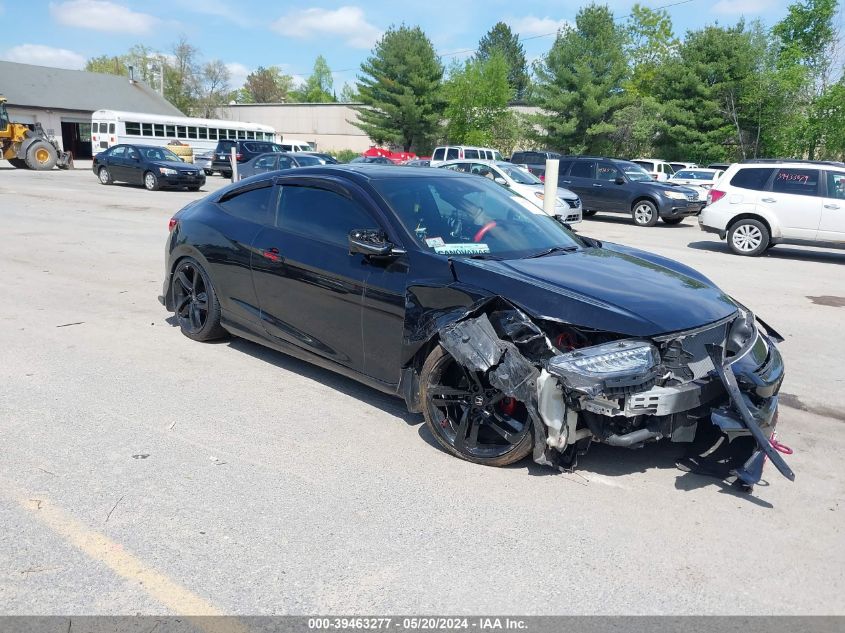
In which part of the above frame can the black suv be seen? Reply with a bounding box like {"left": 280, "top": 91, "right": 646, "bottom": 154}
{"left": 510, "top": 150, "right": 561, "bottom": 179}
{"left": 212, "top": 139, "right": 284, "bottom": 177}
{"left": 557, "top": 156, "right": 704, "bottom": 226}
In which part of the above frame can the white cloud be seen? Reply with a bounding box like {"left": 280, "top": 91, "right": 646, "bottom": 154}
{"left": 509, "top": 16, "right": 572, "bottom": 37}
{"left": 175, "top": 0, "right": 253, "bottom": 27}
{"left": 225, "top": 62, "right": 250, "bottom": 89}
{"left": 49, "top": 0, "right": 159, "bottom": 34}
{"left": 271, "top": 6, "right": 381, "bottom": 49}
{"left": 712, "top": 0, "right": 776, "bottom": 14}
{"left": 1, "top": 44, "right": 86, "bottom": 69}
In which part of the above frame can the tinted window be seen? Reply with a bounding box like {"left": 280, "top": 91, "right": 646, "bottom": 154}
{"left": 277, "top": 186, "right": 376, "bottom": 246}
{"left": 729, "top": 168, "right": 775, "bottom": 191}
{"left": 511, "top": 152, "right": 526, "bottom": 163}
{"left": 125, "top": 121, "right": 141, "bottom": 135}
{"left": 166, "top": 125, "right": 176, "bottom": 137}
{"left": 571, "top": 161, "right": 596, "bottom": 178}
{"left": 278, "top": 156, "right": 294, "bottom": 170}
{"left": 433, "top": 148, "right": 445, "bottom": 161}
{"left": 109, "top": 146, "right": 126, "bottom": 158}
{"left": 254, "top": 155, "right": 278, "bottom": 171}
{"left": 108, "top": 123, "right": 115, "bottom": 134}
{"left": 465, "top": 149, "right": 479, "bottom": 159}
{"left": 153, "top": 124, "right": 165, "bottom": 137}
{"left": 557, "top": 159, "right": 573, "bottom": 174}
{"left": 826, "top": 171, "right": 845, "bottom": 200}
{"left": 446, "top": 148, "right": 459, "bottom": 160}
{"left": 220, "top": 185, "right": 273, "bottom": 224}
{"left": 772, "top": 169, "right": 819, "bottom": 196}
{"left": 292, "top": 154, "right": 321, "bottom": 166}
{"left": 597, "top": 163, "right": 621, "bottom": 181}
{"left": 141, "top": 123, "right": 153, "bottom": 136}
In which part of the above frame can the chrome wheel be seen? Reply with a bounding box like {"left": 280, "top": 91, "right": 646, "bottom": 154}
{"left": 144, "top": 172, "right": 158, "bottom": 190}
{"left": 732, "top": 224, "right": 763, "bottom": 252}
{"left": 634, "top": 204, "right": 654, "bottom": 224}
{"left": 98, "top": 167, "right": 111, "bottom": 184}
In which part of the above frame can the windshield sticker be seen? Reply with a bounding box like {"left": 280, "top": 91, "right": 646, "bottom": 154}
{"left": 425, "top": 236, "right": 445, "bottom": 247}
{"left": 434, "top": 243, "right": 491, "bottom": 255}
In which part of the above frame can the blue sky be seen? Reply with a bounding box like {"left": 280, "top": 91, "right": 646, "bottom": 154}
{"left": 0, "top": 0, "right": 808, "bottom": 92}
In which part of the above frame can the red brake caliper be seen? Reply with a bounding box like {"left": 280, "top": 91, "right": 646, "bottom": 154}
{"left": 498, "top": 397, "right": 517, "bottom": 416}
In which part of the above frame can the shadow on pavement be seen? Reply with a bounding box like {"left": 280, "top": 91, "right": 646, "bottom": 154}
{"left": 687, "top": 239, "right": 845, "bottom": 264}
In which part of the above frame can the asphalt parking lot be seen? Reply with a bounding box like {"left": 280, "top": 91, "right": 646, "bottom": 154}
{"left": 1, "top": 163, "right": 844, "bottom": 615}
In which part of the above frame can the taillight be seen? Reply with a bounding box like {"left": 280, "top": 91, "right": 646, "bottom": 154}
{"left": 236, "top": 153, "right": 243, "bottom": 161}
{"left": 539, "top": 174, "right": 545, "bottom": 182}
{"left": 168, "top": 218, "right": 178, "bottom": 232}
{"left": 708, "top": 189, "right": 726, "bottom": 204}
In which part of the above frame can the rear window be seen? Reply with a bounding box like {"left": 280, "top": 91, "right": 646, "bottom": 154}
{"left": 446, "top": 148, "right": 459, "bottom": 160}
{"left": 772, "top": 168, "right": 820, "bottom": 196}
{"left": 729, "top": 168, "right": 775, "bottom": 191}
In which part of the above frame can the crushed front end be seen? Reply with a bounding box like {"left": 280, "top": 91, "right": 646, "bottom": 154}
{"left": 438, "top": 306, "right": 793, "bottom": 489}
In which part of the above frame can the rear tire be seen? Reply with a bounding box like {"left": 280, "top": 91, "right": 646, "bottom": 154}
{"left": 187, "top": 186, "right": 201, "bottom": 192}
{"left": 728, "top": 219, "right": 769, "bottom": 256}
{"left": 222, "top": 170, "right": 232, "bottom": 179}
{"left": 662, "top": 217, "right": 684, "bottom": 225}
{"left": 582, "top": 210, "right": 598, "bottom": 217}
{"left": 171, "top": 258, "right": 226, "bottom": 342}
{"left": 98, "top": 166, "right": 113, "bottom": 185}
{"left": 632, "top": 200, "right": 659, "bottom": 226}
{"left": 144, "top": 171, "right": 160, "bottom": 191}
{"left": 25, "top": 141, "right": 58, "bottom": 170}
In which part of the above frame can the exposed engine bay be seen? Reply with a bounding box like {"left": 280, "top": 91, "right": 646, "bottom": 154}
{"left": 436, "top": 302, "right": 794, "bottom": 489}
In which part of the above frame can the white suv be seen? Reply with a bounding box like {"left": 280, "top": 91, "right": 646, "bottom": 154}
{"left": 699, "top": 160, "right": 845, "bottom": 256}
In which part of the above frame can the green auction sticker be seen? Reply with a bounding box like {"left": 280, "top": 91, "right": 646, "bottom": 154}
{"left": 434, "top": 243, "right": 491, "bottom": 255}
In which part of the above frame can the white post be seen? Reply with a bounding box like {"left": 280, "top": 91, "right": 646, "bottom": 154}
{"left": 230, "top": 147, "right": 238, "bottom": 182}
{"left": 543, "top": 159, "right": 559, "bottom": 216}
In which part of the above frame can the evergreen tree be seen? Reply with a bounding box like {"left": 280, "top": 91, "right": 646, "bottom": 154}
{"left": 476, "top": 22, "right": 529, "bottom": 100}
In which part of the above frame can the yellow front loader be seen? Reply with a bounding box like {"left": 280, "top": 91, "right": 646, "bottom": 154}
{"left": 0, "top": 95, "right": 72, "bottom": 169}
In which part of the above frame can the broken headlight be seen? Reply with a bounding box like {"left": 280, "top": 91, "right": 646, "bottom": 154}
{"left": 547, "top": 340, "right": 660, "bottom": 398}
{"left": 726, "top": 309, "right": 758, "bottom": 358}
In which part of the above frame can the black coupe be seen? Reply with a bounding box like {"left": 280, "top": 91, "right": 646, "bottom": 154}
{"left": 159, "top": 166, "right": 792, "bottom": 489}
{"left": 94, "top": 144, "right": 206, "bottom": 191}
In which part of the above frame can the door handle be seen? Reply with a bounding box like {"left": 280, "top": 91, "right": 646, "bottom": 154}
{"left": 761, "top": 197, "right": 776, "bottom": 203}
{"left": 261, "top": 247, "right": 282, "bottom": 262}
{"left": 560, "top": 180, "right": 572, "bottom": 184}
{"left": 592, "top": 183, "right": 603, "bottom": 187}
{"left": 824, "top": 204, "right": 841, "bottom": 209}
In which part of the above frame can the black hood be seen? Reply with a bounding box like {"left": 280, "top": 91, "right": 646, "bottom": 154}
{"left": 449, "top": 243, "right": 737, "bottom": 337}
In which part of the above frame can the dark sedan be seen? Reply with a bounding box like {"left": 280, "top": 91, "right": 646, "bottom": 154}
{"left": 349, "top": 155, "right": 395, "bottom": 165}
{"left": 94, "top": 144, "right": 205, "bottom": 191}
{"left": 160, "top": 166, "right": 792, "bottom": 491}
{"left": 236, "top": 152, "right": 316, "bottom": 180}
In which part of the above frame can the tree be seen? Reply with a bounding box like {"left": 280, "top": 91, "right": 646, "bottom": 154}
{"left": 196, "top": 59, "right": 231, "bottom": 117}
{"left": 443, "top": 53, "right": 513, "bottom": 145}
{"left": 355, "top": 25, "right": 444, "bottom": 152}
{"left": 164, "top": 37, "right": 200, "bottom": 114}
{"left": 242, "top": 66, "right": 294, "bottom": 103}
{"left": 476, "top": 22, "right": 529, "bottom": 100}
{"left": 293, "top": 55, "right": 336, "bottom": 103}
{"left": 339, "top": 83, "right": 360, "bottom": 102}
{"left": 533, "top": 4, "right": 632, "bottom": 154}
{"left": 85, "top": 55, "right": 128, "bottom": 76}
{"left": 626, "top": 4, "right": 678, "bottom": 95}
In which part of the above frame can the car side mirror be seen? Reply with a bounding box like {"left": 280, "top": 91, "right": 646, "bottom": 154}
{"left": 493, "top": 176, "right": 509, "bottom": 186}
{"left": 349, "top": 229, "right": 402, "bottom": 258}
{"left": 615, "top": 176, "right": 625, "bottom": 185}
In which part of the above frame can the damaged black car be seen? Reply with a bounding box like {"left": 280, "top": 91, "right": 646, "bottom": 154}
{"left": 160, "top": 166, "right": 794, "bottom": 489}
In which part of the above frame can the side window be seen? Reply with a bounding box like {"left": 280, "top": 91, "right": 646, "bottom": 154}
{"left": 570, "top": 161, "right": 596, "bottom": 178}
{"left": 278, "top": 156, "right": 294, "bottom": 170}
{"left": 108, "top": 123, "right": 115, "bottom": 134}
{"left": 141, "top": 123, "right": 153, "bottom": 136}
{"left": 597, "top": 163, "right": 621, "bottom": 181}
{"left": 127, "top": 147, "right": 140, "bottom": 160}
{"left": 557, "top": 159, "right": 573, "bottom": 174}
{"left": 277, "top": 186, "right": 378, "bottom": 246}
{"left": 464, "top": 149, "right": 479, "bottom": 159}
{"left": 826, "top": 171, "right": 845, "bottom": 200}
{"left": 511, "top": 152, "right": 524, "bottom": 164}
{"left": 446, "top": 148, "right": 459, "bottom": 160}
{"left": 166, "top": 125, "right": 176, "bottom": 137}
{"left": 219, "top": 185, "right": 273, "bottom": 224}
{"left": 772, "top": 169, "right": 819, "bottom": 196}
{"left": 125, "top": 121, "right": 141, "bottom": 135}
{"left": 729, "top": 168, "right": 774, "bottom": 191}
{"left": 110, "top": 146, "right": 126, "bottom": 158}
{"left": 254, "top": 155, "right": 278, "bottom": 171}
{"left": 432, "top": 148, "right": 445, "bottom": 161}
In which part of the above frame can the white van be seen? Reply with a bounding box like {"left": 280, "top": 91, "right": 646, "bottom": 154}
{"left": 430, "top": 145, "right": 503, "bottom": 167}
{"left": 631, "top": 158, "right": 675, "bottom": 182}
{"left": 280, "top": 138, "right": 315, "bottom": 152}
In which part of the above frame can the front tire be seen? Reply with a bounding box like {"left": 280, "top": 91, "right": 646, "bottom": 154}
{"left": 632, "top": 200, "right": 659, "bottom": 226}
{"left": 144, "top": 171, "right": 160, "bottom": 191}
{"left": 582, "top": 210, "right": 598, "bottom": 217}
{"left": 98, "top": 166, "right": 113, "bottom": 185}
{"left": 171, "top": 258, "right": 226, "bottom": 341}
{"left": 662, "top": 217, "right": 684, "bottom": 225}
{"left": 728, "top": 219, "right": 769, "bottom": 256}
{"left": 420, "top": 345, "right": 534, "bottom": 467}
{"left": 25, "top": 141, "right": 58, "bottom": 170}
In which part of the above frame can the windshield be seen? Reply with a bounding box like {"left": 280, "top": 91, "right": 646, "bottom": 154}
{"left": 674, "top": 170, "right": 715, "bottom": 180}
{"left": 293, "top": 154, "right": 321, "bottom": 166}
{"left": 619, "top": 162, "right": 653, "bottom": 182}
{"left": 497, "top": 163, "right": 541, "bottom": 185}
{"left": 372, "top": 176, "right": 582, "bottom": 259}
{"left": 142, "top": 147, "right": 181, "bottom": 162}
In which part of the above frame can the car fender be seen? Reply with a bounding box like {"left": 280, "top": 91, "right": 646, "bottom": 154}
{"left": 717, "top": 204, "right": 782, "bottom": 239}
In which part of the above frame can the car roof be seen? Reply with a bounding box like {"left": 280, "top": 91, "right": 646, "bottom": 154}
{"left": 673, "top": 167, "right": 719, "bottom": 173}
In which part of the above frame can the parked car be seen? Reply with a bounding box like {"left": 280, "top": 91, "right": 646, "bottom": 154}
{"left": 349, "top": 155, "right": 395, "bottom": 165}
{"left": 631, "top": 158, "right": 676, "bottom": 182}
{"left": 301, "top": 152, "right": 339, "bottom": 165}
{"left": 160, "top": 166, "right": 792, "bottom": 489}
{"left": 557, "top": 157, "right": 704, "bottom": 226}
{"left": 211, "top": 139, "right": 284, "bottom": 177}
{"left": 93, "top": 143, "right": 205, "bottom": 191}
{"left": 236, "top": 152, "right": 303, "bottom": 179}
{"left": 708, "top": 163, "right": 732, "bottom": 171}
{"left": 669, "top": 162, "right": 699, "bottom": 173}
{"left": 279, "top": 139, "right": 314, "bottom": 152}
{"left": 437, "top": 159, "right": 581, "bottom": 224}
{"left": 430, "top": 145, "right": 503, "bottom": 167}
{"left": 668, "top": 168, "right": 725, "bottom": 201}
{"left": 194, "top": 151, "right": 214, "bottom": 175}
{"left": 405, "top": 159, "right": 431, "bottom": 167}
{"left": 699, "top": 159, "right": 845, "bottom": 256}
{"left": 510, "top": 150, "right": 563, "bottom": 180}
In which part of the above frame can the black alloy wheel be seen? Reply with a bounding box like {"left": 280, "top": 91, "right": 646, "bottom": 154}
{"left": 171, "top": 259, "right": 225, "bottom": 341}
{"left": 421, "top": 346, "right": 533, "bottom": 466}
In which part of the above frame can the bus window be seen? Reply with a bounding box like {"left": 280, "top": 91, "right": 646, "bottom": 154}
{"left": 166, "top": 125, "right": 175, "bottom": 137}
{"left": 188, "top": 127, "right": 198, "bottom": 139}
{"left": 209, "top": 128, "right": 218, "bottom": 140}
{"left": 108, "top": 123, "right": 115, "bottom": 134}
{"left": 177, "top": 126, "right": 187, "bottom": 138}
{"left": 154, "top": 124, "right": 165, "bottom": 137}
{"left": 237, "top": 130, "right": 245, "bottom": 139}
{"left": 227, "top": 129, "right": 236, "bottom": 139}
{"left": 246, "top": 131, "right": 255, "bottom": 139}
{"left": 198, "top": 127, "right": 208, "bottom": 140}
{"left": 141, "top": 123, "right": 153, "bottom": 136}
{"left": 125, "top": 122, "right": 141, "bottom": 135}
